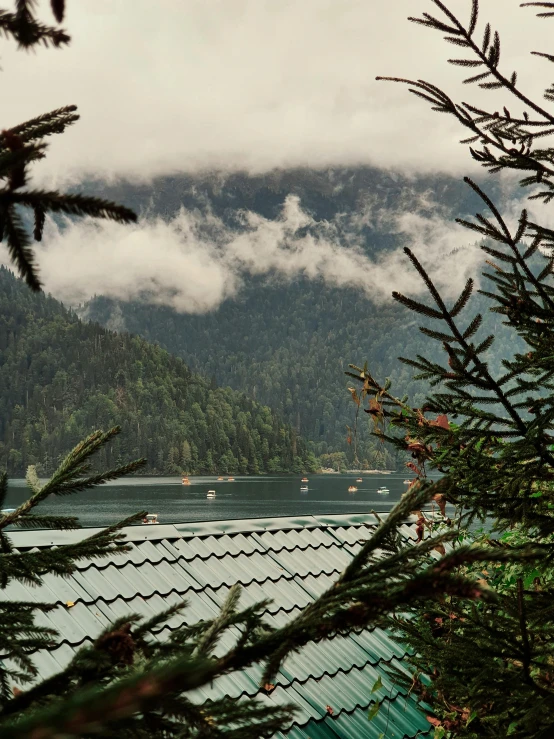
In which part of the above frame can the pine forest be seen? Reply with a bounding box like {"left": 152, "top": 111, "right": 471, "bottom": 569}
{"left": 0, "top": 267, "right": 316, "bottom": 476}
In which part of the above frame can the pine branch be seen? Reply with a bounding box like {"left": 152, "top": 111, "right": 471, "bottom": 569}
{"left": 450, "top": 278, "right": 474, "bottom": 316}
{"left": 0, "top": 9, "right": 69, "bottom": 49}
{"left": 419, "top": 326, "right": 458, "bottom": 342}
{"left": 402, "top": 247, "right": 532, "bottom": 439}
{"left": 378, "top": 2, "right": 554, "bottom": 190}
{"left": 11, "top": 514, "right": 79, "bottom": 530}
{"left": 392, "top": 291, "right": 444, "bottom": 319}
{"left": 0, "top": 104, "right": 136, "bottom": 290}
{"left": 521, "top": 2, "right": 554, "bottom": 18}
{"left": 8, "top": 190, "right": 137, "bottom": 224}
{"left": 0, "top": 515, "right": 144, "bottom": 585}
{"left": 0, "top": 144, "right": 46, "bottom": 180}
{"left": 0, "top": 428, "right": 146, "bottom": 530}
{"left": 428, "top": 0, "right": 554, "bottom": 124}
{"left": 3, "top": 205, "right": 39, "bottom": 291}
{"left": 8, "top": 105, "right": 78, "bottom": 142}
{"left": 193, "top": 584, "right": 242, "bottom": 658}
{"left": 463, "top": 313, "right": 483, "bottom": 339}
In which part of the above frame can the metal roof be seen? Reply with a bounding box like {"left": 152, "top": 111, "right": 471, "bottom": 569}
{"left": 6, "top": 512, "right": 431, "bottom": 738}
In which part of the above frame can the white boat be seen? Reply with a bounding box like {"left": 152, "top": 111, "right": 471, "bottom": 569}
{"left": 356, "top": 478, "right": 363, "bottom": 483}
{"left": 300, "top": 486, "right": 308, "bottom": 492}
{"left": 142, "top": 514, "right": 159, "bottom": 525}
{"left": 376, "top": 486, "right": 389, "bottom": 495}
{"left": 207, "top": 490, "right": 216, "bottom": 498}
{"left": 348, "top": 486, "right": 358, "bottom": 493}
{"left": 301, "top": 477, "right": 309, "bottom": 482}
{"left": 403, "top": 479, "right": 411, "bottom": 484}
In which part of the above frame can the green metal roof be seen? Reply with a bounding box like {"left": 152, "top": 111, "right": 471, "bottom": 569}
{"left": 7, "top": 513, "right": 430, "bottom": 738}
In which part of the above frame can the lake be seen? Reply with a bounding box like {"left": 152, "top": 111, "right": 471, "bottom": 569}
{"left": 5, "top": 473, "right": 424, "bottom": 528}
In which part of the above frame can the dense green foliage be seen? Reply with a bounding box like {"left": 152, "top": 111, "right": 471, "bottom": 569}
{"left": 344, "top": 1, "right": 554, "bottom": 737}
{"left": 0, "top": 267, "right": 317, "bottom": 476}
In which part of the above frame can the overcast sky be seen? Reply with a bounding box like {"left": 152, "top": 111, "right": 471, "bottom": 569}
{"left": 4, "top": 0, "right": 552, "bottom": 185}
{"left": 2, "top": 0, "right": 553, "bottom": 310}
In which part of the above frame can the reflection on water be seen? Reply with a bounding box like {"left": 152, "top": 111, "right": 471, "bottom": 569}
{"left": 3, "top": 474, "right": 443, "bottom": 528}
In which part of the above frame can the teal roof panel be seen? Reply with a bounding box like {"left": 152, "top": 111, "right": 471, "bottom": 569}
{"left": 292, "top": 572, "right": 337, "bottom": 599}
{"left": 6, "top": 512, "right": 430, "bottom": 738}
{"left": 207, "top": 575, "right": 314, "bottom": 615}
{"left": 325, "top": 525, "right": 374, "bottom": 546}
{"left": 278, "top": 633, "right": 391, "bottom": 683}
{"left": 267, "top": 544, "right": 351, "bottom": 578}
{"left": 252, "top": 527, "right": 338, "bottom": 553}
{"left": 352, "top": 629, "right": 409, "bottom": 662}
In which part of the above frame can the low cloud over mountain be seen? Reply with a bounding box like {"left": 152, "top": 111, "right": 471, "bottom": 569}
{"left": 5, "top": 192, "right": 483, "bottom": 312}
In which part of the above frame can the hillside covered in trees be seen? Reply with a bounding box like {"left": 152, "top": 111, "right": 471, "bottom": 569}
{"left": 88, "top": 277, "right": 517, "bottom": 470}
{"left": 86, "top": 281, "right": 423, "bottom": 470}
{"left": 0, "top": 267, "right": 317, "bottom": 476}
{"left": 82, "top": 166, "right": 517, "bottom": 470}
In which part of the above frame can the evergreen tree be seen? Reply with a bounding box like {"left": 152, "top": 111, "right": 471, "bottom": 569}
{"left": 345, "top": 1, "right": 554, "bottom": 736}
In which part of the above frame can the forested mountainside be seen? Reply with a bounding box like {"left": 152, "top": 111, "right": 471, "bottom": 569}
{"left": 0, "top": 267, "right": 317, "bottom": 476}
{"left": 86, "top": 278, "right": 515, "bottom": 469}
{"left": 82, "top": 167, "right": 514, "bottom": 468}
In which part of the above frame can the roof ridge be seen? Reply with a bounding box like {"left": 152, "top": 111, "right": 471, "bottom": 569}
{"left": 7, "top": 512, "right": 390, "bottom": 547}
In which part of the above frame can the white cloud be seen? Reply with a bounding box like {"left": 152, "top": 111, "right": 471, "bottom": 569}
{"left": 1, "top": 0, "right": 552, "bottom": 184}
{"left": 3, "top": 1, "right": 545, "bottom": 312}
{"left": 0, "top": 195, "right": 483, "bottom": 312}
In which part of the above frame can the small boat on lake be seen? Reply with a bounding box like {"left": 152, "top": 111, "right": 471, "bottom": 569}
{"left": 403, "top": 479, "right": 411, "bottom": 484}
{"left": 301, "top": 477, "right": 309, "bottom": 482}
{"left": 376, "top": 486, "right": 389, "bottom": 495}
{"left": 348, "top": 486, "right": 358, "bottom": 493}
{"left": 300, "top": 485, "right": 308, "bottom": 492}
{"left": 142, "top": 514, "right": 159, "bottom": 525}
{"left": 227, "top": 477, "right": 235, "bottom": 482}
{"left": 207, "top": 490, "right": 216, "bottom": 498}
{"left": 217, "top": 477, "right": 224, "bottom": 481}
{"left": 182, "top": 477, "right": 191, "bottom": 485}
{"left": 356, "top": 478, "right": 363, "bottom": 483}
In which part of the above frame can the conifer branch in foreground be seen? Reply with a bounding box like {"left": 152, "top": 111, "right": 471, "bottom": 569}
{"left": 346, "top": 2, "right": 554, "bottom": 735}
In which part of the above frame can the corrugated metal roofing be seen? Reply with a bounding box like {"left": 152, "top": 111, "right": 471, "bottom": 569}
{"left": 7, "top": 512, "right": 431, "bottom": 738}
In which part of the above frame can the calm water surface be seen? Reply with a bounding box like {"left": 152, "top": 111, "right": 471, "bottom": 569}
{"left": 5, "top": 474, "right": 425, "bottom": 527}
